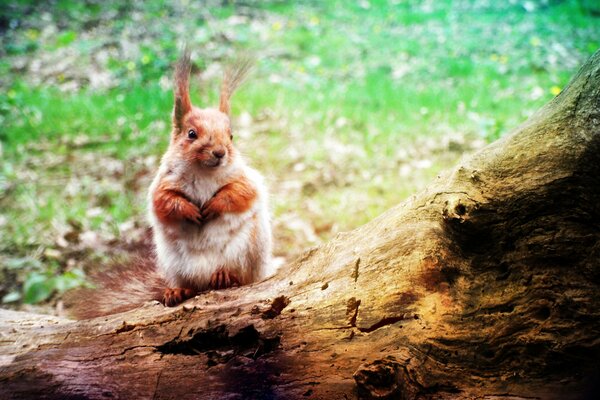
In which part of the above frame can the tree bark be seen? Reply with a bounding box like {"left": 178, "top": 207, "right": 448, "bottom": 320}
{"left": 2, "top": 51, "right": 600, "bottom": 400}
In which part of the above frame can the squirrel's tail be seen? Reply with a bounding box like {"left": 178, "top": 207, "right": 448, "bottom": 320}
{"left": 65, "top": 255, "right": 165, "bottom": 319}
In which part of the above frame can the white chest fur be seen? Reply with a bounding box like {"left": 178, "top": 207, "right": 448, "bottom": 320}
{"left": 148, "top": 155, "right": 272, "bottom": 290}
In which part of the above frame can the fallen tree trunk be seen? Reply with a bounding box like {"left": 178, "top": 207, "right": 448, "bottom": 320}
{"left": 2, "top": 50, "right": 600, "bottom": 400}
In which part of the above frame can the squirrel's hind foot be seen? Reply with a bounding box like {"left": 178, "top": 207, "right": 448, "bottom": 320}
{"left": 210, "top": 269, "right": 240, "bottom": 290}
{"left": 162, "top": 287, "right": 197, "bottom": 307}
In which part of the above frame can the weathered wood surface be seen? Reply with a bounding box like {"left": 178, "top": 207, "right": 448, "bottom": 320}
{"left": 1, "top": 51, "right": 600, "bottom": 399}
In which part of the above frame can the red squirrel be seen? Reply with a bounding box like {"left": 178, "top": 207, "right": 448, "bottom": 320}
{"left": 69, "top": 51, "right": 272, "bottom": 318}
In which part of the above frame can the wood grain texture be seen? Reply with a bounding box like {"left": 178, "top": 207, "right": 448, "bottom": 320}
{"left": 1, "top": 51, "right": 600, "bottom": 400}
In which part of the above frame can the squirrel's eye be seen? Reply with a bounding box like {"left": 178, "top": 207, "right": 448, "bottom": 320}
{"left": 230, "top": 134, "right": 233, "bottom": 140}
{"left": 188, "top": 129, "right": 197, "bottom": 140}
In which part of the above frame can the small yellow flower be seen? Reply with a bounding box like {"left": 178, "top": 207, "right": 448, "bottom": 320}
{"left": 25, "top": 29, "right": 39, "bottom": 40}
{"left": 550, "top": 86, "right": 561, "bottom": 96}
{"left": 127, "top": 61, "right": 136, "bottom": 71}
{"left": 490, "top": 54, "right": 499, "bottom": 62}
{"left": 499, "top": 55, "right": 509, "bottom": 64}
{"left": 141, "top": 55, "right": 151, "bottom": 65}
{"left": 373, "top": 24, "right": 382, "bottom": 34}
{"left": 7, "top": 90, "right": 16, "bottom": 99}
{"left": 530, "top": 36, "right": 541, "bottom": 47}
{"left": 309, "top": 16, "right": 320, "bottom": 26}
{"left": 272, "top": 21, "right": 282, "bottom": 31}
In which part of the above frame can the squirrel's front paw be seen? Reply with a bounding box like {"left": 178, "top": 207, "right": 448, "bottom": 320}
{"left": 210, "top": 269, "right": 240, "bottom": 290}
{"left": 162, "top": 287, "right": 197, "bottom": 307}
{"left": 181, "top": 202, "right": 204, "bottom": 226}
{"left": 200, "top": 198, "right": 224, "bottom": 222}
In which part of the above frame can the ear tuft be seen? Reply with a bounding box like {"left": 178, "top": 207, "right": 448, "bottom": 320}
{"left": 219, "top": 56, "right": 254, "bottom": 116}
{"left": 173, "top": 47, "right": 192, "bottom": 131}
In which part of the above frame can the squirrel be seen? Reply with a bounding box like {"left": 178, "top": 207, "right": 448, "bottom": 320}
{"left": 68, "top": 51, "right": 273, "bottom": 318}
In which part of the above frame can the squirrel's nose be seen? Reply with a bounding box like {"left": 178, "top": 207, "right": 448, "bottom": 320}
{"left": 212, "top": 148, "right": 226, "bottom": 159}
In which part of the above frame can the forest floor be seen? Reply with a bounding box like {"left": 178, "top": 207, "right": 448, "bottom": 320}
{"left": 0, "top": 0, "right": 598, "bottom": 313}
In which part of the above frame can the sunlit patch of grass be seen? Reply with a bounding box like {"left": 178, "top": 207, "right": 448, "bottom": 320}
{"left": 2, "top": 83, "right": 171, "bottom": 153}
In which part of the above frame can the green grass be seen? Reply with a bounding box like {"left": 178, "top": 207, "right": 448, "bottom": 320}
{"left": 0, "top": 0, "right": 598, "bottom": 309}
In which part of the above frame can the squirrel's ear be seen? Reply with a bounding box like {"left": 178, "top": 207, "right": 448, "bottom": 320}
{"left": 173, "top": 49, "right": 192, "bottom": 131}
{"left": 219, "top": 56, "right": 253, "bottom": 116}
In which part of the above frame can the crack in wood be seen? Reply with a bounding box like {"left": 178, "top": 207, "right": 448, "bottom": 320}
{"left": 96, "top": 316, "right": 180, "bottom": 338}
{"left": 261, "top": 295, "right": 290, "bottom": 319}
{"left": 64, "top": 344, "right": 155, "bottom": 363}
{"left": 155, "top": 324, "right": 280, "bottom": 366}
{"left": 351, "top": 258, "right": 360, "bottom": 282}
{"left": 357, "top": 315, "right": 408, "bottom": 333}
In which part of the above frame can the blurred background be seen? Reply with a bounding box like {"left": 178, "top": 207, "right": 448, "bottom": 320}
{"left": 0, "top": 0, "right": 598, "bottom": 314}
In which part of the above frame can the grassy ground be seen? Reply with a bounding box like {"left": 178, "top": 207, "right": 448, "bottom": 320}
{"left": 0, "top": 0, "right": 598, "bottom": 312}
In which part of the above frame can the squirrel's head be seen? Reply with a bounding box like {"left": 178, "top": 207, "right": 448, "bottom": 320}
{"left": 170, "top": 50, "right": 251, "bottom": 170}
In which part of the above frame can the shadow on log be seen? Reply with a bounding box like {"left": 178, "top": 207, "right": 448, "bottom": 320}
{"left": 2, "top": 50, "right": 600, "bottom": 399}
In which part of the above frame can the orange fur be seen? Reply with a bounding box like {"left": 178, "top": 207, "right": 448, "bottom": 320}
{"left": 65, "top": 254, "right": 166, "bottom": 319}
{"left": 200, "top": 175, "right": 258, "bottom": 221}
{"left": 173, "top": 109, "right": 234, "bottom": 168}
{"left": 152, "top": 181, "right": 201, "bottom": 225}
